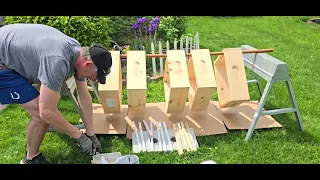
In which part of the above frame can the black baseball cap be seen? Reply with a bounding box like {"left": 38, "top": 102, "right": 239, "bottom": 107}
{"left": 89, "top": 43, "right": 112, "bottom": 84}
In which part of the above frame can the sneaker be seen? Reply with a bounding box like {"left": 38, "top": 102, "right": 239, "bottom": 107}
{"left": 20, "top": 152, "right": 51, "bottom": 164}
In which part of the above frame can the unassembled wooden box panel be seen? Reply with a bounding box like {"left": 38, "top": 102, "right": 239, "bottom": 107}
{"left": 98, "top": 51, "right": 122, "bottom": 114}
{"left": 127, "top": 51, "right": 147, "bottom": 115}
{"left": 164, "top": 50, "right": 190, "bottom": 114}
{"left": 213, "top": 48, "right": 250, "bottom": 108}
{"left": 188, "top": 49, "right": 216, "bottom": 111}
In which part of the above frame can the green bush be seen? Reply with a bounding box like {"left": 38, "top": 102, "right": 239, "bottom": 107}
{"left": 4, "top": 16, "right": 113, "bottom": 48}
{"left": 157, "top": 16, "right": 189, "bottom": 42}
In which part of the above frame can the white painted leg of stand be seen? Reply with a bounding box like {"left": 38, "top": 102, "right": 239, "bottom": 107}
{"left": 142, "top": 120, "right": 154, "bottom": 152}
{"left": 139, "top": 122, "right": 147, "bottom": 152}
{"left": 162, "top": 121, "right": 173, "bottom": 151}
{"left": 132, "top": 121, "right": 142, "bottom": 152}
{"left": 132, "top": 128, "right": 199, "bottom": 153}
{"left": 156, "top": 122, "right": 162, "bottom": 151}
{"left": 150, "top": 121, "right": 154, "bottom": 152}
{"left": 158, "top": 122, "right": 167, "bottom": 151}
{"left": 142, "top": 120, "right": 152, "bottom": 135}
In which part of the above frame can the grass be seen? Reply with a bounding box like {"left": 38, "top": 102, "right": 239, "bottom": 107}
{"left": 1, "top": 16, "right": 320, "bottom": 164}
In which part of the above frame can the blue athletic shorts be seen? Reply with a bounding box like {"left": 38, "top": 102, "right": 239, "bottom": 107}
{"left": 0, "top": 69, "right": 39, "bottom": 105}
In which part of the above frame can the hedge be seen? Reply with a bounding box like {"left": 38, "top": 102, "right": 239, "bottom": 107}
{"left": 4, "top": 16, "right": 113, "bottom": 48}
{"left": 4, "top": 16, "right": 189, "bottom": 49}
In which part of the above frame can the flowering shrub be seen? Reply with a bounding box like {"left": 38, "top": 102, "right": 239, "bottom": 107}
{"left": 131, "top": 16, "right": 160, "bottom": 51}
{"left": 108, "top": 16, "right": 188, "bottom": 50}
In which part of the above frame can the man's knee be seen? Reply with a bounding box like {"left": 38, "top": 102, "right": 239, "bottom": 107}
{"left": 22, "top": 100, "right": 49, "bottom": 128}
{"left": 20, "top": 97, "right": 40, "bottom": 117}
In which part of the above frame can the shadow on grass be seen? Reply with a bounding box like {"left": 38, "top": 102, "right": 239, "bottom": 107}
{"left": 264, "top": 103, "right": 319, "bottom": 144}
{"left": 198, "top": 102, "right": 319, "bottom": 149}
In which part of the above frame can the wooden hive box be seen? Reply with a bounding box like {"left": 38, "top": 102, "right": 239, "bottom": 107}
{"left": 213, "top": 48, "right": 250, "bottom": 108}
{"left": 98, "top": 50, "right": 123, "bottom": 114}
{"left": 188, "top": 49, "right": 217, "bottom": 111}
{"left": 164, "top": 50, "right": 190, "bottom": 114}
{"left": 126, "top": 51, "right": 147, "bottom": 115}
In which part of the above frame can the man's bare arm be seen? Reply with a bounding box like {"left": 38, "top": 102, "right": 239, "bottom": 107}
{"left": 75, "top": 79, "right": 94, "bottom": 136}
{"left": 39, "top": 83, "right": 82, "bottom": 139}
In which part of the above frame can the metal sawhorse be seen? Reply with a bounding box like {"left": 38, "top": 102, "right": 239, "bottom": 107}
{"left": 241, "top": 45, "right": 304, "bottom": 141}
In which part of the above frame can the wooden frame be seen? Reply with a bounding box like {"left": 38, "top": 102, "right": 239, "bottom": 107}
{"left": 214, "top": 48, "right": 250, "bottom": 108}
{"left": 126, "top": 51, "right": 147, "bottom": 115}
{"left": 164, "top": 50, "right": 190, "bottom": 114}
{"left": 188, "top": 49, "right": 216, "bottom": 111}
{"left": 98, "top": 51, "right": 123, "bottom": 114}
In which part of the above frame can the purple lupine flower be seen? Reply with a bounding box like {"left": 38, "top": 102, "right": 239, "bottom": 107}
{"left": 141, "top": 17, "right": 147, "bottom": 23}
{"left": 132, "top": 23, "right": 138, "bottom": 30}
{"left": 154, "top": 16, "right": 160, "bottom": 23}
{"left": 137, "top": 18, "right": 143, "bottom": 24}
{"left": 141, "top": 26, "right": 147, "bottom": 31}
{"left": 149, "top": 26, "right": 155, "bottom": 33}
{"left": 152, "top": 23, "right": 158, "bottom": 29}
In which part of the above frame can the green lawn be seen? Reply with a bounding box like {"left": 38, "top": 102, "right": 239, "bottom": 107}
{"left": 1, "top": 16, "right": 320, "bottom": 164}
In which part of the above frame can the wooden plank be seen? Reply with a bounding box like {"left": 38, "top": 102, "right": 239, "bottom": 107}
{"left": 213, "top": 48, "right": 250, "bottom": 108}
{"left": 127, "top": 51, "right": 147, "bottom": 115}
{"left": 118, "top": 49, "right": 274, "bottom": 58}
{"left": 80, "top": 103, "right": 128, "bottom": 135}
{"left": 98, "top": 51, "right": 122, "bottom": 114}
{"left": 188, "top": 49, "right": 216, "bottom": 111}
{"left": 164, "top": 50, "right": 190, "bottom": 114}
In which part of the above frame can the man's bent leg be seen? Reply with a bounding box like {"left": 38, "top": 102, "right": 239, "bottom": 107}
{"left": 19, "top": 96, "right": 50, "bottom": 160}
{"left": 0, "top": 69, "right": 50, "bottom": 164}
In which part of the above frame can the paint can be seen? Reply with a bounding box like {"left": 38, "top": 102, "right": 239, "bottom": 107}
{"left": 200, "top": 160, "right": 217, "bottom": 164}
{"left": 92, "top": 152, "right": 122, "bottom": 164}
{"left": 115, "top": 155, "right": 139, "bottom": 164}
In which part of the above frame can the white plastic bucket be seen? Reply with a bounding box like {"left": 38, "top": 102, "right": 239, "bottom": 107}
{"left": 115, "top": 155, "right": 139, "bottom": 164}
{"left": 200, "top": 160, "right": 217, "bottom": 164}
{"left": 92, "top": 152, "right": 122, "bottom": 164}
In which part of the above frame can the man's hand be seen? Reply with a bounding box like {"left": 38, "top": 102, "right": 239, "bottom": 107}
{"left": 87, "top": 134, "right": 102, "bottom": 154}
{"left": 75, "top": 133, "right": 93, "bottom": 155}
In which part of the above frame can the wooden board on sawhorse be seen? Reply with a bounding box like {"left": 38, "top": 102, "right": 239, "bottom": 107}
{"left": 239, "top": 45, "right": 304, "bottom": 141}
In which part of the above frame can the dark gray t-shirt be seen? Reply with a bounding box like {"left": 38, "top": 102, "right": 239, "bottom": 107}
{"left": 0, "top": 23, "right": 82, "bottom": 92}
